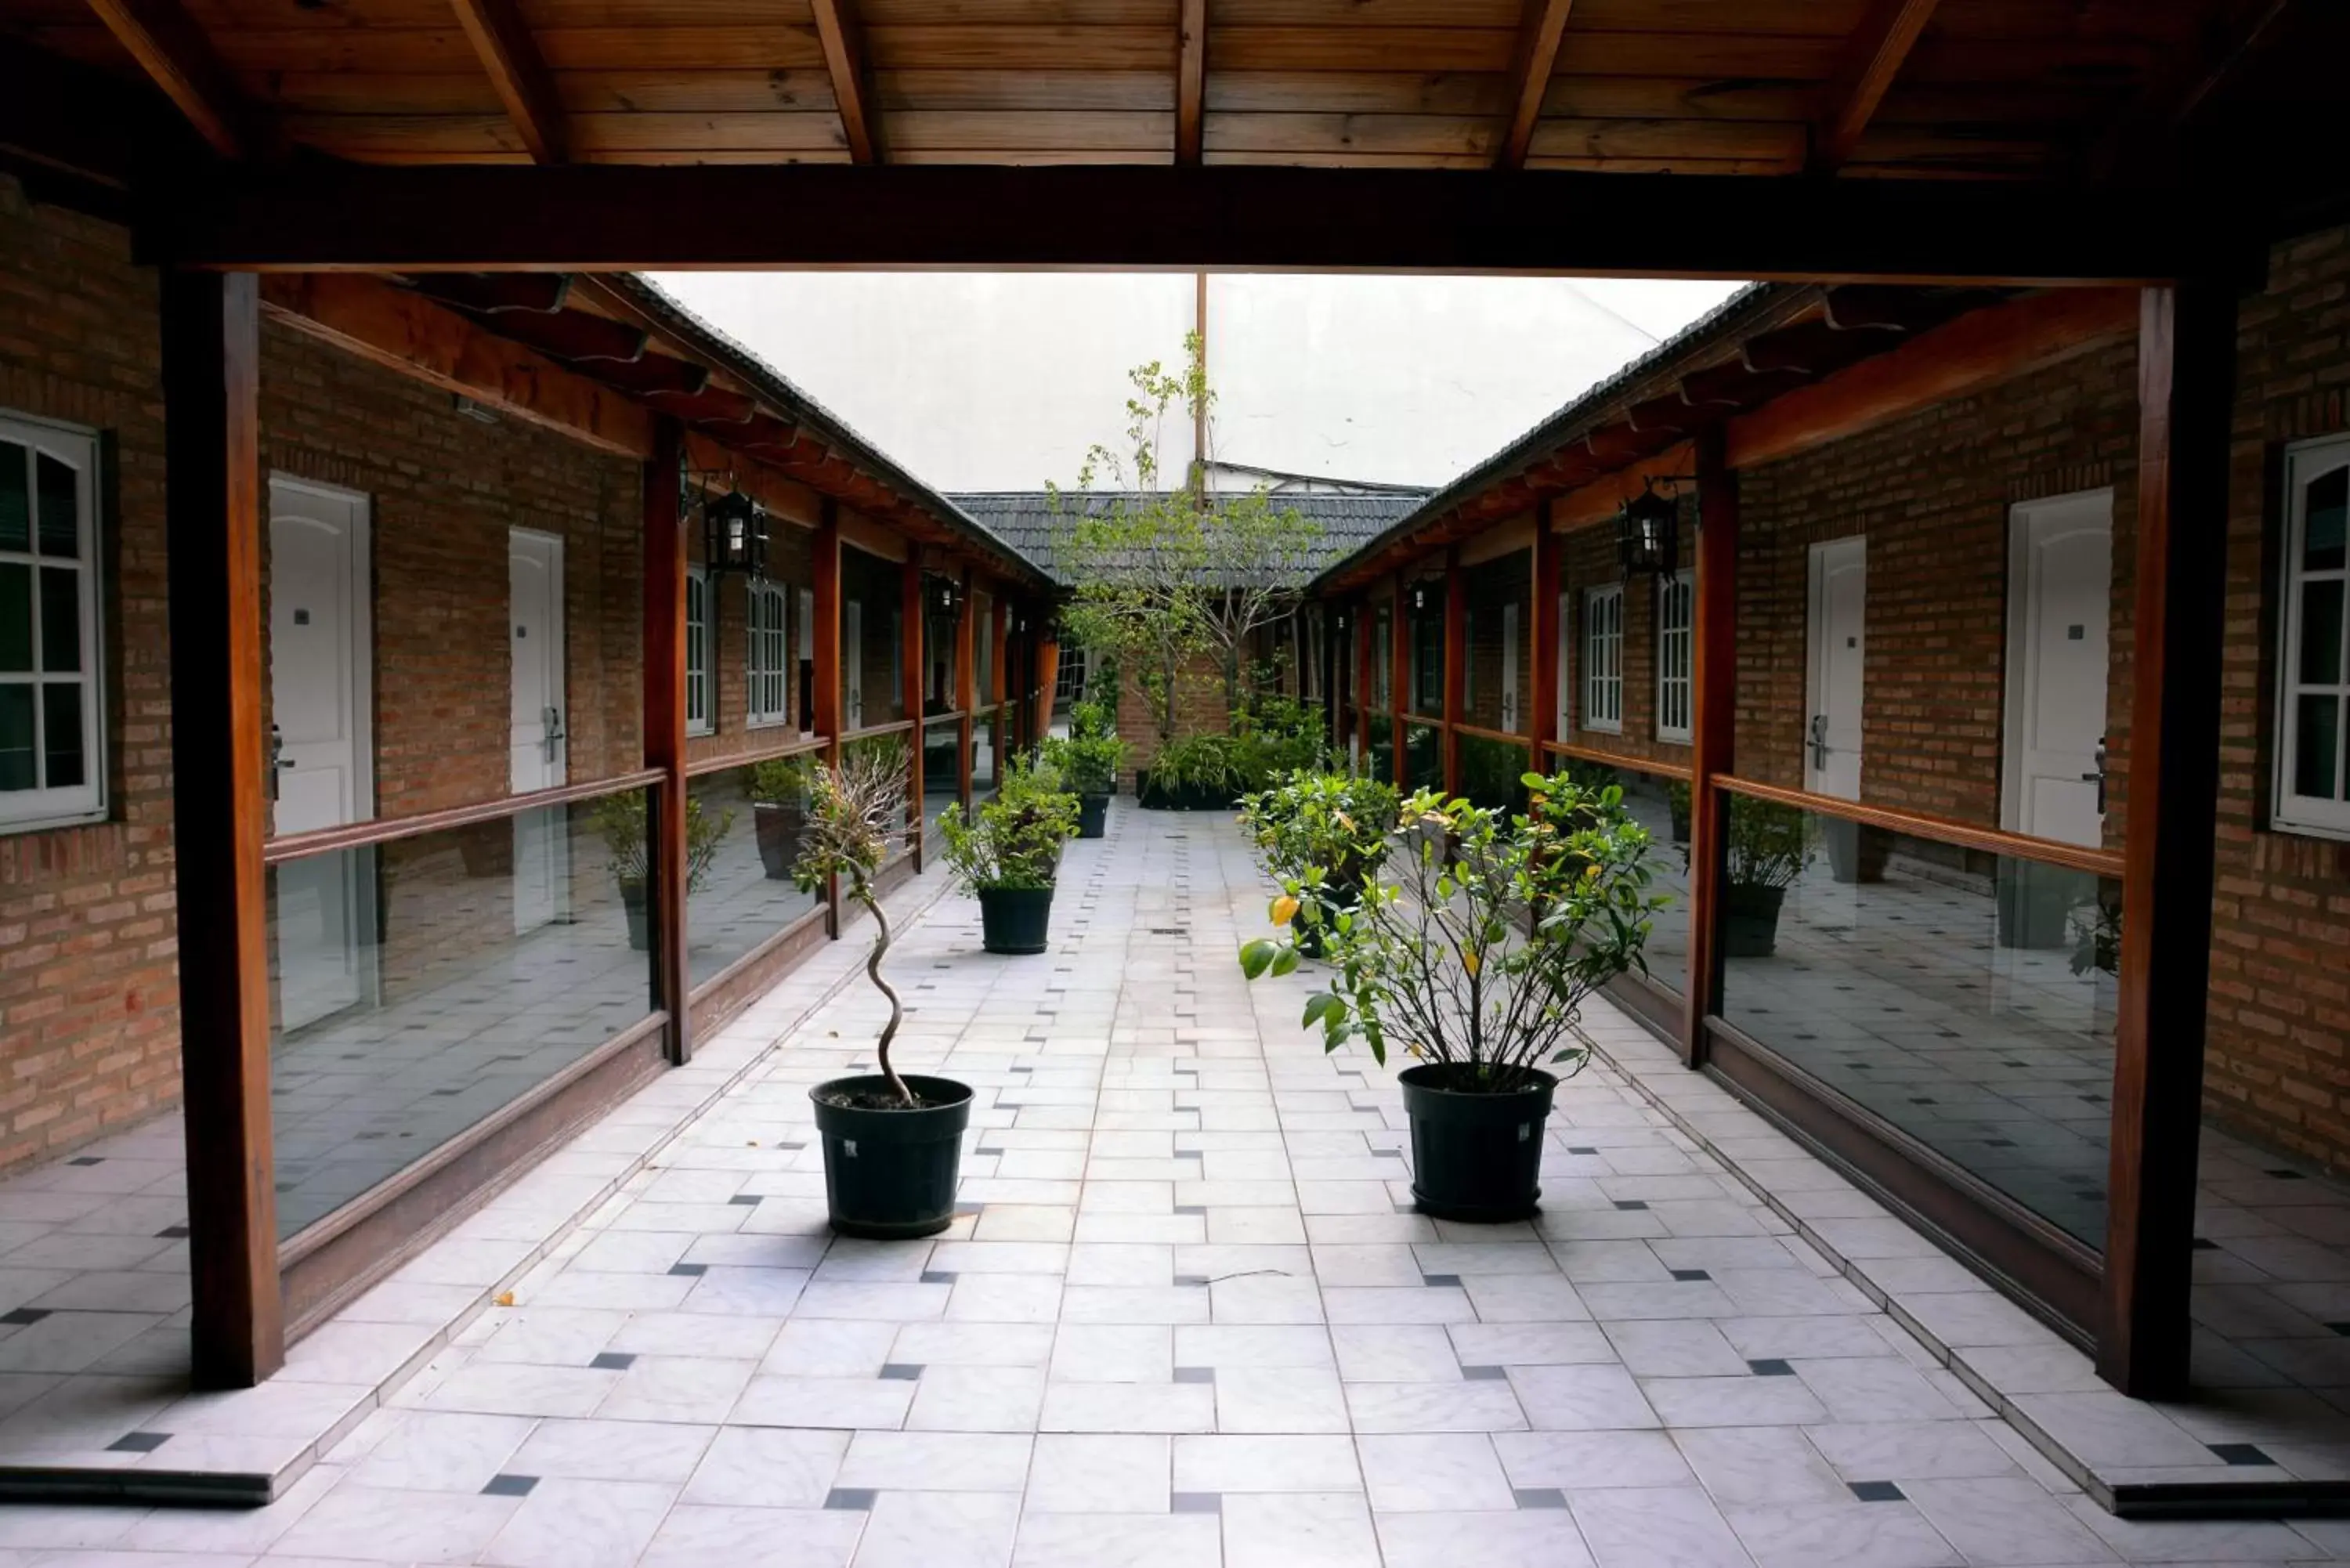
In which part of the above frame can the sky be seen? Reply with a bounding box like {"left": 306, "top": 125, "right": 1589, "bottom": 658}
{"left": 649, "top": 273, "right": 1748, "bottom": 494}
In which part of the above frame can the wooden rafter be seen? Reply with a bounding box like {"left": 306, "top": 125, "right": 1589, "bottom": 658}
{"left": 1812, "top": 0, "right": 1942, "bottom": 174}
{"left": 1177, "top": 0, "right": 1207, "bottom": 166}
{"left": 810, "top": 0, "right": 882, "bottom": 164}
{"left": 1497, "top": 0, "right": 1575, "bottom": 172}
{"left": 446, "top": 0, "right": 569, "bottom": 164}
{"left": 2089, "top": 0, "right": 2298, "bottom": 182}
{"left": 81, "top": 0, "right": 259, "bottom": 160}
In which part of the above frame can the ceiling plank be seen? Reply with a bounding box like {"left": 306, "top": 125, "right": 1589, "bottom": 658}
{"left": 811, "top": 0, "right": 884, "bottom": 164}
{"left": 1496, "top": 0, "right": 1574, "bottom": 171}
{"left": 81, "top": 0, "right": 260, "bottom": 160}
{"left": 1812, "top": 0, "right": 1941, "bottom": 174}
{"left": 446, "top": 0, "right": 570, "bottom": 164}
{"left": 1176, "top": 0, "right": 1206, "bottom": 165}
{"left": 2088, "top": 0, "right": 2298, "bottom": 184}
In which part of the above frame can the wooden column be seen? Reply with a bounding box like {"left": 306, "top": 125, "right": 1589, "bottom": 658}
{"left": 1443, "top": 546, "right": 1466, "bottom": 795}
{"left": 162, "top": 269, "right": 282, "bottom": 1389}
{"left": 1531, "top": 502, "right": 1560, "bottom": 759}
{"left": 1036, "top": 635, "right": 1061, "bottom": 742}
{"left": 957, "top": 568, "right": 977, "bottom": 805}
{"left": 642, "top": 417, "right": 690, "bottom": 1063}
{"left": 1684, "top": 426, "right": 1741, "bottom": 1069}
{"left": 812, "top": 502, "right": 843, "bottom": 933}
{"left": 1390, "top": 580, "right": 1408, "bottom": 789}
{"left": 2099, "top": 283, "right": 2237, "bottom": 1398}
{"left": 902, "top": 560, "right": 924, "bottom": 869}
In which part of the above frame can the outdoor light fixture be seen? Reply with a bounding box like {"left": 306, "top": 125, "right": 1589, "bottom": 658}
{"left": 1412, "top": 583, "right": 1429, "bottom": 613}
{"left": 930, "top": 574, "right": 964, "bottom": 618}
{"left": 678, "top": 457, "right": 770, "bottom": 578}
{"left": 1615, "top": 479, "right": 1680, "bottom": 580}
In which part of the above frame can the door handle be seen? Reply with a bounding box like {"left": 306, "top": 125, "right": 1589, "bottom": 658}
{"left": 1809, "top": 714, "right": 1831, "bottom": 771}
{"left": 542, "top": 705, "right": 566, "bottom": 764}
{"left": 266, "top": 724, "right": 289, "bottom": 802}
{"left": 2080, "top": 735, "right": 2108, "bottom": 815}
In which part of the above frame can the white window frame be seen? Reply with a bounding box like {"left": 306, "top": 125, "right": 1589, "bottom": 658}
{"left": 0, "top": 412, "right": 106, "bottom": 832}
{"left": 1655, "top": 568, "right": 1695, "bottom": 744}
{"left": 746, "top": 580, "right": 790, "bottom": 728}
{"left": 685, "top": 566, "right": 713, "bottom": 736}
{"left": 1583, "top": 583, "right": 1624, "bottom": 734}
{"left": 2275, "top": 433, "right": 2350, "bottom": 837}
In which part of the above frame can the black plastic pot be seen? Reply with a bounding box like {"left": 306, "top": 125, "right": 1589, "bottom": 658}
{"left": 810, "top": 1075, "right": 974, "bottom": 1239}
{"left": 978, "top": 885, "right": 1054, "bottom": 954}
{"left": 618, "top": 878, "right": 650, "bottom": 951}
{"left": 1722, "top": 883, "right": 1785, "bottom": 959}
{"left": 754, "top": 800, "right": 806, "bottom": 880}
{"left": 1996, "top": 861, "right": 2080, "bottom": 950}
{"left": 1135, "top": 770, "right": 1238, "bottom": 812}
{"left": 1077, "top": 793, "right": 1110, "bottom": 839}
{"left": 1824, "top": 819, "right": 1889, "bottom": 884}
{"left": 1398, "top": 1062, "right": 1558, "bottom": 1223}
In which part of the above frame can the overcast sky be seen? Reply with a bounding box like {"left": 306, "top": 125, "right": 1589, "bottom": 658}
{"left": 650, "top": 273, "right": 1748, "bottom": 494}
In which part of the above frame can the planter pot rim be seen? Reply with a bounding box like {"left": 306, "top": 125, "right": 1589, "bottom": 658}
{"left": 809, "top": 1072, "right": 974, "bottom": 1113}
{"left": 1397, "top": 1061, "right": 1559, "bottom": 1098}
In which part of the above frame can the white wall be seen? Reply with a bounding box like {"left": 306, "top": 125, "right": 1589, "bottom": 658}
{"left": 650, "top": 272, "right": 1746, "bottom": 493}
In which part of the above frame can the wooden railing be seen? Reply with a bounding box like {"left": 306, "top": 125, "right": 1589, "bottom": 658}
{"left": 262, "top": 768, "right": 663, "bottom": 865}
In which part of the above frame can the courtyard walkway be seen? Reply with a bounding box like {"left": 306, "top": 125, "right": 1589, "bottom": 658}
{"left": 3, "top": 810, "right": 2348, "bottom": 1565}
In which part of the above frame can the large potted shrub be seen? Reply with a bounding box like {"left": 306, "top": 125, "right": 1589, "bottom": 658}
{"left": 1238, "top": 769, "right": 1401, "bottom": 957}
{"left": 1042, "top": 700, "right": 1127, "bottom": 839}
{"left": 941, "top": 757, "right": 1080, "bottom": 954}
{"left": 792, "top": 742, "right": 972, "bottom": 1239}
{"left": 1239, "top": 775, "right": 1662, "bottom": 1222}
{"left": 750, "top": 756, "right": 812, "bottom": 880}
{"left": 591, "top": 791, "right": 731, "bottom": 950}
{"left": 1137, "top": 733, "right": 1245, "bottom": 811}
{"left": 1722, "top": 797, "right": 1810, "bottom": 958}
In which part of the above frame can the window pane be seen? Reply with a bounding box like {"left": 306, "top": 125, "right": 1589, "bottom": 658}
{"left": 42, "top": 683, "right": 82, "bottom": 789}
{"left": 38, "top": 567, "right": 79, "bottom": 672}
{"left": 2302, "top": 580, "right": 2346, "bottom": 687}
{"left": 2297, "top": 694, "right": 2342, "bottom": 800}
{"left": 0, "top": 685, "right": 31, "bottom": 790}
{"left": 2307, "top": 465, "right": 2348, "bottom": 573}
{"left": 34, "top": 454, "right": 78, "bottom": 558}
{"left": 0, "top": 564, "right": 29, "bottom": 671}
{"left": 0, "top": 442, "right": 26, "bottom": 552}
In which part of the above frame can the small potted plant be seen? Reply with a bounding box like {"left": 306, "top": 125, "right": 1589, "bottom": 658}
{"left": 1238, "top": 769, "right": 1401, "bottom": 957}
{"left": 750, "top": 755, "right": 813, "bottom": 880}
{"left": 1042, "top": 701, "right": 1128, "bottom": 839}
{"left": 939, "top": 757, "right": 1080, "bottom": 954}
{"left": 1722, "top": 796, "right": 1809, "bottom": 958}
{"left": 1240, "top": 775, "right": 1662, "bottom": 1221}
{"left": 793, "top": 741, "right": 973, "bottom": 1238}
{"left": 591, "top": 791, "right": 732, "bottom": 950}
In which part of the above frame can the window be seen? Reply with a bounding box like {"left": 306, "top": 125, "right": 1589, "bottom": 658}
{"left": 0, "top": 414, "right": 103, "bottom": 831}
{"left": 747, "top": 581, "right": 789, "bottom": 728}
{"left": 685, "top": 567, "right": 711, "bottom": 735}
{"left": 1656, "top": 569, "right": 1694, "bottom": 743}
{"left": 1583, "top": 584, "right": 1623, "bottom": 733}
{"left": 2276, "top": 435, "right": 2350, "bottom": 836}
{"left": 797, "top": 587, "right": 816, "bottom": 735}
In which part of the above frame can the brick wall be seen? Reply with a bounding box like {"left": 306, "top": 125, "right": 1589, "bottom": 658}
{"left": 1556, "top": 510, "right": 1698, "bottom": 779}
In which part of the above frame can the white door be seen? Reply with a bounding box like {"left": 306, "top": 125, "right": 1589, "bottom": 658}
{"left": 845, "top": 599, "right": 866, "bottom": 728}
{"left": 1500, "top": 602, "right": 1520, "bottom": 732}
{"left": 1806, "top": 537, "right": 1867, "bottom": 800}
{"left": 2003, "top": 490, "right": 2113, "bottom": 847}
{"left": 509, "top": 530, "right": 569, "bottom": 934}
{"left": 269, "top": 477, "right": 374, "bottom": 1031}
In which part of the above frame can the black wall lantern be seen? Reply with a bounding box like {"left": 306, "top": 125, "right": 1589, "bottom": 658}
{"left": 1615, "top": 479, "right": 1681, "bottom": 580}
{"left": 1411, "top": 582, "right": 1430, "bottom": 613}
{"left": 680, "top": 456, "right": 769, "bottom": 578}
{"left": 929, "top": 573, "right": 964, "bottom": 619}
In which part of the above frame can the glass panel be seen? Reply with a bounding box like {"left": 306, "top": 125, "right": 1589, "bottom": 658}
{"left": 2297, "top": 694, "right": 2342, "bottom": 800}
{"left": 1408, "top": 594, "right": 1443, "bottom": 715}
{"left": 1550, "top": 753, "right": 1688, "bottom": 998}
{"left": 843, "top": 547, "right": 908, "bottom": 726}
{"left": 267, "top": 788, "right": 659, "bottom": 1238}
{"left": 974, "top": 712, "right": 1000, "bottom": 794}
{"left": 0, "top": 441, "right": 25, "bottom": 551}
{"left": 0, "top": 685, "right": 31, "bottom": 790}
{"left": 1462, "top": 549, "right": 1531, "bottom": 735}
{"left": 2302, "top": 580, "right": 2345, "bottom": 686}
{"left": 0, "top": 565, "right": 28, "bottom": 670}
{"left": 1404, "top": 723, "right": 1441, "bottom": 792}
{"left": 686, "top": 761, "right": 824, "bottom": 989}
{"left": 1365, "top": 712, "right": 1394, "bottom": 784}
{"left": 34, "top": 454, "right": 76, "bottom": 558}
{"left": 924, "top": 717, "right": 964, "bottom": 861}
{"left": 1715, "top": 795, "right": 2121, "bottom": 1249}
{"left": 1458, "top": 732, "right": 1530, "bottom": 814}
{"left": 2307, "top": 465, "right": 2348, "bottom": 573}
{"left": 38, "top": 567, "right": 79, "bottom": 673}
{"left": 41, "top": 685, "right": 81, "bottom": 789}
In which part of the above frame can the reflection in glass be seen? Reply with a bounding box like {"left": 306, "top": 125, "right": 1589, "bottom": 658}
{"left": 267, "top": 789, "right": 658, "bottom": 1238}
{"left": 1549, "top": 753, "right": 1688, "bottom": 997}
{"left": 689, "top": 759, "right": 825, "bottom": 988}
{"left": 974, "top": 712, "right": 1000, "bottom": 794}
{"left": 924, "top": 717, "right": 964, "bottom": 861}
{"left": 1404, "top": 724, "right": 1441, "bottom": 792}
{"left": 1715, "top": 795, "right": 2120, "bottom": 1248}
{"left": 1365, "top": 712, "right": 1394, "bottom": 784}
{"left": 1459, "top": 732, "right": 1531, "bottom": 814}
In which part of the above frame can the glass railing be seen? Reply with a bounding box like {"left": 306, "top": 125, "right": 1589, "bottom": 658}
{"left": 686, "top": 759, "right": 825, "bottom": 990}
{"left": 1712, "top": 783, "right": 2120, "bottom": 1249}
{"left": 1458, "top": 730, "right": 1532, "bottom": 815}
{"left": 1549, "top": 750, "right": 1690, "bottom": 998}
{"left": 973, "top": 710, "right": 1001, "bottom": 795}
{"left": 1404, "top": 722, "right": 1441, "bottom": 792}
{"left": 265, "top": 778, "right": 660, "bottom": 1239}
{"left": 923, "top": 717, "right": 964, "bottom": 862}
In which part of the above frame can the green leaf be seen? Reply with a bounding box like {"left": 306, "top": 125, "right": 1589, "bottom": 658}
{"left": 1238, "top": 940, "right": 1276, "bottom": 981}
{"left": 1269, "top": 945, "right": 1300, "bottom": 978}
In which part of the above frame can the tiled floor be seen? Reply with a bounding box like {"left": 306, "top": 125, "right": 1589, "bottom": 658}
{"left": 8, "top": 808, "right": 2350, "bottom": 1563}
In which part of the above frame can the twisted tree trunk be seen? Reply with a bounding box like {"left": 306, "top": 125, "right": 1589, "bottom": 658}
{"left": 851, "top": 867, "right": 912, "bottom": 1105}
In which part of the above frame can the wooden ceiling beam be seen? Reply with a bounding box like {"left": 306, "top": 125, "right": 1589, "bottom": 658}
{"left": 1498, "top": 0, "right": 1576, "bottom": 172}
{"left": 1812, "top": 0, "right": 1941, "bottom": 174}
{"left": 2088, "top": 0, "right": 2299, "bottom": 183}
{"left": 446, "top": 0, "right": 569, "bottom": 165}
{"left": 1176, "top": 0, "right": 1206, "bottom": 166}
{"left": 81, "top": 0, "right": 264, "bottom": 161}
{"left": 811, "top": 0, "right": 884, "bottom": 164}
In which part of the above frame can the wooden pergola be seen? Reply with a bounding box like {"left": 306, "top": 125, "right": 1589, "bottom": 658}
{"left": 1, "top": 0, "right": 2338, "bottom": 1399}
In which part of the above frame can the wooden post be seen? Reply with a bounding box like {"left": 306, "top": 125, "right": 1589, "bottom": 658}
{"left": 957, "top": 568, "right": 977, "bottom": 806}
{"left": 642, "top": 417, "right": 690, "bottom": 1063}
{"left": 1531, "top": 502, "right": 1560, "bottom": 759}
{"left": 813, "top": 501, "right": 843, "bottom": 933}
{"left": 1443, "top": 545, "right": 1466, "bottom": 796}
{"left": 162, "top": 269, "right": 283, "bottom": 1389}
{"left": 902, "top": 559, "right": 924, "bottom": 869}
{"left": 1684, "top": 427, "right": 1740, "bottom": 1069}
{"left": 2099, "top": 283, "right": 2236, "bottom": 1398}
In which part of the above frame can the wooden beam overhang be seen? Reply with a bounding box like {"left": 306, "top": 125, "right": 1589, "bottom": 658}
{"left": 1497, "top": 0, "right": 1576, "bottom": 172}
{"left": 82, "top": 0, "right": 266, "bottom": 161}
{"left": 143, "top": 164, "right": 2251, "bottom": 284}
{"left": 446, "top": 0, "right": 569, "bottom": 164}
{"left": 1811, "top": 0, "right": 1942, "bottom": 174}
{"left": 809, "top": 0, "right": 883, "bottom": 164}
{"left": 2089, "top": 0, "right": 2301, "bottom": 183}
{"left": 1176, "top": 0, "right": 1206, "bottom": 165}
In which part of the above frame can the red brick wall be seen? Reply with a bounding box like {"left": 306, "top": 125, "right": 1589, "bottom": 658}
{"left": 1556, "top": 510, "right": 1698, "bottom": 778}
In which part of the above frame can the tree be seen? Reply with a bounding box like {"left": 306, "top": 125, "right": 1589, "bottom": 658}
{"left": 1051, "top": 333, "right": 1324, "bottom": 742}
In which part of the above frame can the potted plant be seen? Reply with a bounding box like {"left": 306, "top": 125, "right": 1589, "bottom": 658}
{"left": 792, "top": 741, "right": 973, "bottom": 1238}
{"left": 1137, "top": 733, "right": 1245, "bottom": 811}
{"left": 1239, "top": 775, "right": 1663, "bottom": 1222}
{"left": 1238, "top": 769, "right": 1401, "bottom": 957}
{"left": 1042, "top": 700, "right": 1128, "bottom": 839}
{"left": 750, "top": 755, "right": 813, "bottom": 880}
{"left": 939, "top": 757, "right": 1080, "bottom": 954}
{"left": 1722, "top": 796, "right": 1809, "bottom": 958}
{"left": 1667, "top": 779, "right": 1692, "bottom": 844}
{"left": 591, "top": 791, "right": 732, "bottom": 950}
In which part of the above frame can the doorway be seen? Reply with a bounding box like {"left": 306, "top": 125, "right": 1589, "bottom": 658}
{"left": 268, "top": 476, "right": 376, "bottom": 1031}
{"left": 845, "top": 598, "right": 866, "bottom": 728}
{"left": 1806, "top": 536, "right": 1867, "bottom": 801}
{"left": 508, "top": 529, "right": 569, "bottom": 934}
{"left": 2003, "top": 490, "right": 2113, "bottom": 848}
{"left": 1500, "top": 602, "right": 1520, "bottom": 733}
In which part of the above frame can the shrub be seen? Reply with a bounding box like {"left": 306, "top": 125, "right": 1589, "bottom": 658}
{"left": 1726, "top": 796, "right": 1810, "bottom": 890}
{"left": 1041, "top": 730, "right": 1129, "bottom": 797}
{"left": 592, "top": 790, "right": 732, "bottom": 894}
{"left": 1240, "top": 769, "right": 1401, "bottom": 894}
{"left": 940, "top": 757, "right": 1080, "bottom": 891}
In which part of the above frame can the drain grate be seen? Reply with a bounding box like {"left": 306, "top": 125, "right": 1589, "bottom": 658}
{"left": 1148, "top": 927, "right": 1188, "bottom": 935}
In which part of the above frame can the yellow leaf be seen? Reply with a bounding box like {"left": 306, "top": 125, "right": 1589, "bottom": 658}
{"left": 1585, "top": 862, "right": 1601, "bottom": 878}
{"left": 1462, "top": 951, "right": 1480, "bottom": 977}
{"left": 494, "top": 1292, "right": 515, "bottom": 1308}
{"left": 1270, "top": 895, "right": 1300, "bottom": 926}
